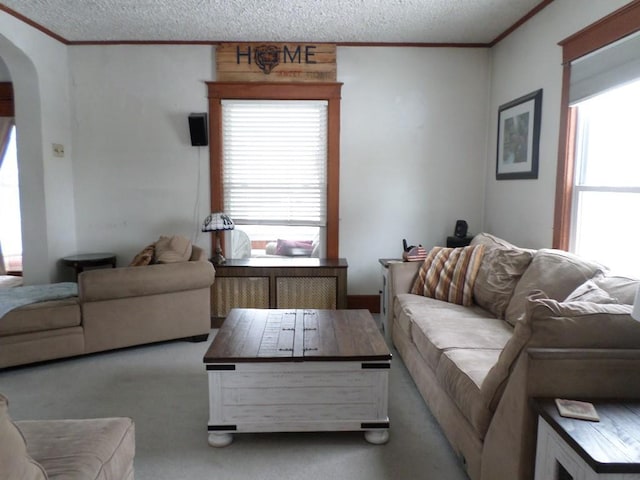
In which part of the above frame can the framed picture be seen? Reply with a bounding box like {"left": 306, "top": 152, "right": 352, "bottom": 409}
{"left": 496, "top": 89, "right": 542, "bottom": 180}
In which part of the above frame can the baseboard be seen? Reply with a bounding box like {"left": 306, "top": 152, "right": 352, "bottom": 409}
{"left": 347, "top": 295, "right": 380, "bottom": 313}
{"left": 211, "top": 316, "right": 225, "bottom": 328}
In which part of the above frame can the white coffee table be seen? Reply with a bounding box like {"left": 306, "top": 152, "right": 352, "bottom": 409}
{"left": 203, "top": 308, "right": 392, "bottom": 446}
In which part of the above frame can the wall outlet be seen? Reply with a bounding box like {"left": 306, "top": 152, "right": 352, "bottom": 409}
{"left": 52, "top": 143, "right": 64, "bottom": 157}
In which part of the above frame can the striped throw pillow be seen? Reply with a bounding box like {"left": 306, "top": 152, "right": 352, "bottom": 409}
{"left": 411, "top": 245, "right": 486, "bottom": 306}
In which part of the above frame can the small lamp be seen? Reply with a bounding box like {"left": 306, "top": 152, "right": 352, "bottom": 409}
{"left": 202, "top": 212, "right": 235, "bottom": 265}
{"left": 632, "top": 285, "right": 640, "bottom": 322}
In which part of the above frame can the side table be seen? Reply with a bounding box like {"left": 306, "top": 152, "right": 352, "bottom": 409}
{"left": 446, "top": 235, "right": 474, "bottom": 248}
{"left": 62, "top": 253, "right": 117, "bottom": 280}
{"left": 533, "top": 398, "right": 640, "bottom": 479}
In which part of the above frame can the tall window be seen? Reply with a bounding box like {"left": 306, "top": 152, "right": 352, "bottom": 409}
{"left": 222, "top": 100, "right": 327, "bottom": 257}
{"left": 207, "top": 82, "right": 342, "bottom": 259}
{"left": 0, "top": 124, "right": 21, "bottom": 272}
{"left": 555, "top": 2, "right": 640, "bottom": 268}
{"left": 570, "top": 79, "right": 640, "bottom": 275}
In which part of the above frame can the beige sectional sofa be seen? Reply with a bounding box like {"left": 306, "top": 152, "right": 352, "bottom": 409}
{"left": 1, "top": 393, "right": 135, "bottom": 479}
{"left": 388, "top": 233, "right": 640, "bottom": 480}
{"left": 0, "top": 243, "right": 216, "bottom": 369}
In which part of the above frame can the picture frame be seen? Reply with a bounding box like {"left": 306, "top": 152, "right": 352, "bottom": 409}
{"left": 496, "top": 89, "right": 542, "bottom": 180}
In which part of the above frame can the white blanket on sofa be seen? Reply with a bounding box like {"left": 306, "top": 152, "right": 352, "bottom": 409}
{"left": 0, "top": 282, "right": 78, "bottom": 319}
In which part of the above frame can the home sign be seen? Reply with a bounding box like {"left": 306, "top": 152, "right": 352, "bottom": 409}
{"left": 216, "top": 43, "right": 337, "bottom": 82}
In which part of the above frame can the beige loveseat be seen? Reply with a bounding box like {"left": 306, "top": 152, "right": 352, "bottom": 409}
{"left": 1, "top": 393, "right": 135, "bottom": 479}
{"left": 388, "top": 233, "right": 640, "bottom": 480}
{"left": 0, "top": 240, "right": 216, "bottom": 369}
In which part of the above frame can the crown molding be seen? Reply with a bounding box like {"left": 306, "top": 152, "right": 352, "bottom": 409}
{"left": 0, "top": 1, "right": 553, "bottom": 48}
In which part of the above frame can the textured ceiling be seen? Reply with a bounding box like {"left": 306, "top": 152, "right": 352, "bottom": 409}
{"left": 0, "top": 0, "right": 546, "bottom": 44}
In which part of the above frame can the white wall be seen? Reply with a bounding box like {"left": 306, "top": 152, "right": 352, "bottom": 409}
{"left": 69, "top": 45, "right": 214, "bottom": 265}
{"left": 68, "top": 45, "right": 489, "bottom": 294}
{"left": 484, "top": 0, "right": 631, "bottom": 249}
{"left": 0, "top": 57, "right": 10, "bottom": 81}
{"left": 339, "top": 47, "right": 489, "bottom": 293}
{"left": 0, "top": 10, "right": 76, "bottom": 284}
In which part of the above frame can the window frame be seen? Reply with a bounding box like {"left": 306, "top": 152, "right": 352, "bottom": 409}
{"left": 553, "top": 0, "right": 640, "bottom": 249}
{"left": 207, "top": 82, "right": 343, "bottom": 259}
{"left": 567, "top": 80, "right": 640, "bottom": 267}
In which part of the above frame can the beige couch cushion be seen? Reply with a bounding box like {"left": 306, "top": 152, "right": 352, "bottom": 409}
{"left": 0, "top": 394, "right": 47, "bottom": 480}
{"left": 154, "top": 235, "right": 192, "bottom": 263}
{"left": 473, "top": 247, "right": 533, "bottom": 319}
{"left": 393, "top": 293, "right": 425, "bottom": 338}
{"left": 504, "top": 249, "right": 605, "bottom": 326}
{"left": 470, "top": 232, "right": 518, "bottom": 249}
{"left": 592, "top": 273, "right": 640, "bottom": 304}
{"left": 18, "top": 417, "right": 135, "bottom": 480}
{"left": 479, "top": 305, "right": 533, "bottom": 412}
{"left": 564, "top": 279, "right": 619, "bottom": 304}
{"left": 527, "top": 292, "right": 640, "bottom": 348}
{"left": 436, "top": 348, "right": 501, "bottom": 439}
{"left": 0, "top": 298, "right": 81, "bottom": 336}
{"left": 396, "top": 294, "right": 511, "bottom": 370}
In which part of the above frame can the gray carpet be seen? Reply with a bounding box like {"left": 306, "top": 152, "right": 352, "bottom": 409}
{"left": 0, "top": 332, "right": 469, "bottom": 480}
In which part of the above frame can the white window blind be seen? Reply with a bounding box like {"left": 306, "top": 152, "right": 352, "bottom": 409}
{"left": 221, "top": 100, "right": 328, "bottom": 227}
{"left": 570, "top": 78, "right": 640, "bottom": 276}
{"left": 570, "top": 30, "right": 640, "bottom": 104}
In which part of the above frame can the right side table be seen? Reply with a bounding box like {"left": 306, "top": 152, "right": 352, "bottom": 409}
{"left": 446, "top": 235, "right": 474, "bottom": 248}
{"left": 533, "top": 398, "right": 640, "bottom": 479}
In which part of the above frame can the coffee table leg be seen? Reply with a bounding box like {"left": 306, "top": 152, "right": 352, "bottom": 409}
{"left": 208, "top": 432, "right": 233, "bottom": 447}
{"left": 364, "top": 430, "right": 389, "bottom": 445}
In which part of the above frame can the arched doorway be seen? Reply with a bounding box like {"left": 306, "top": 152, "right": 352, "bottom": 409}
{"left": 0, "top": 68, "right": 22, "bottom": 275}
{"left": 0, "top": 33, "right": 50, "bottom": 284}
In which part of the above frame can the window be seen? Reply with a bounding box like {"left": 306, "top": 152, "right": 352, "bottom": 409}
{"left": 222, "top": 99, "right": 327, "bottom": 257}
{"left": 0, "top": 124, "right": 22, "bottom": 272}
{"left": 555, "top": 2, "right": 640, "bottom": 259}
{"left": 570, "top": 79, "right": 640, "bottom": 275}
{"left": 207, "top": 82, "right": 342, "bottom": 259}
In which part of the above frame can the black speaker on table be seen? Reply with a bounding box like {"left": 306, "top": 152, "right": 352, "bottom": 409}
{"left": 454, "top": 220, "right": 468, "bottom": 238}
{"left": 188, "top": 113, "right": 208, "bottom": 146}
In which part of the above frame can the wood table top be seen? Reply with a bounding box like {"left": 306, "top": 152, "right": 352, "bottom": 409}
{"left": 61, "top": 253, "right": 116, "bottom": 263}
{"left": 533, "top": 398, "right": 640, "bottom": 473}
{"left": 203, "top": 308, "right": 391, "bottom": 363}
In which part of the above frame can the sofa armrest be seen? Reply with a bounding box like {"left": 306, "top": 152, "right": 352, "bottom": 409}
{"left": 387, "top": 262, "right": 421, "bottom": 341}
{"left": 78, "top": 260, "right": 216, "bottom": 302}
{"left": 388, "top": 261, "right": 420, "bottom": 298}
{"left": 481, "top": 347, "right": 640, "bottom": 480}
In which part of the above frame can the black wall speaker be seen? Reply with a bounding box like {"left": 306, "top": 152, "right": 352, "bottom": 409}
{"left": 188, "top": 113, "right": 208, "bottom": 146}
{"left": 454, "top": 220, "right": 468, "bottom": 238}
